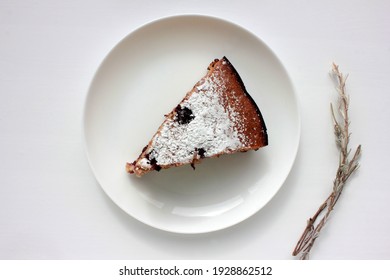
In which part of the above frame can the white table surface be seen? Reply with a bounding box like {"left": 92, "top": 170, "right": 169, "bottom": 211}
{"left": 1, "top": 0, "right": 389, "bottom": 260}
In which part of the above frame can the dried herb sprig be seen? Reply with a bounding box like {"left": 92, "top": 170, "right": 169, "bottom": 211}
{"left": 292, "top": 63, "right": 362, "bottom": 260}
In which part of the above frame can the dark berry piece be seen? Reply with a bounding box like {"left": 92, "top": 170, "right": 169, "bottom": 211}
{"left": 175, "top": 105, "right": 194, "bottom": 125}
{"left": 197, "top": 148, "right": 206, "bottom": 158}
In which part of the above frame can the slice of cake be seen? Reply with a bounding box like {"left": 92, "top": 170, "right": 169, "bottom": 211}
{"left": 126, "top": 56, "right": 268, "bottom": 177}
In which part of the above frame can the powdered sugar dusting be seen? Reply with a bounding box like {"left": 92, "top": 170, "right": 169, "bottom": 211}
{"left": 146, "top": 66, "right": 248, "bottom": 166}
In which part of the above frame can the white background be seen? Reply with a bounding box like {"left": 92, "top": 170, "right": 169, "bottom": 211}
{"left": 1, "top": 0, "right": 389, "bottom": 260}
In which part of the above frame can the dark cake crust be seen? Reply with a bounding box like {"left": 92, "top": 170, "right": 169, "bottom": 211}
{"left": 221, "top": 56, "right": 268, "bottom": 146}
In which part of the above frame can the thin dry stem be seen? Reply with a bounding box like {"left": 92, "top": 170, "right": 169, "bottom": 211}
{"left": 292, "top": 63, "right": 361, "bottom": 260}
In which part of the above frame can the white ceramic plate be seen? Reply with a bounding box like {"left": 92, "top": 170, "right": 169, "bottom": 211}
{"left": 84, "top": 15, "right": 300, "bottom": 234}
